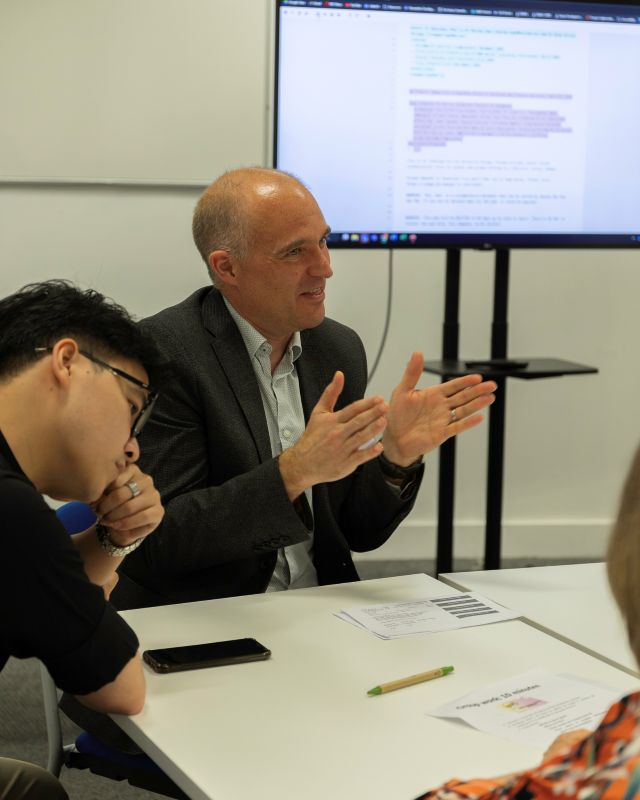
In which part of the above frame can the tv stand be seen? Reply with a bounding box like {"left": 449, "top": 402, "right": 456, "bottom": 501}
{"left": 424, "top": 248, "right": 597, "bottom": 573}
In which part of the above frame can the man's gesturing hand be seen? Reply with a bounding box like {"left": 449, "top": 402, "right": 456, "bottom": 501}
{"left": 382, "top": 352, "right": 497, "bottom": 466}
{"left": 279, "top": 371, "right": 388, "bottom": 501}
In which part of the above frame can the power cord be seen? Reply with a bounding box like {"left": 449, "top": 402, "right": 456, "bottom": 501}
{"left": 367, "top": 248, "right": 394, "bottom": 386}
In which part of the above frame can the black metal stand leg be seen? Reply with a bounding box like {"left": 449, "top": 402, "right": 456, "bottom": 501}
{"left": 484, "top": 376, "right": 507, "bottom": 569}
{"left": 484, "top": 249, "right": 510, "bottom": 569}
{"left": 435, "top": 249, "right": 461, "bottom": 574}
{"left": 437, "top": 439, "right": 455, "bottom": 574}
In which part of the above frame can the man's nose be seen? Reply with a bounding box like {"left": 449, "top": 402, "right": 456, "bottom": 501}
{"left": 309, "top": 247, "right": 333, "bottom": 278}
{"left": 124, "top": 435, "right": 140, "bottom": 464}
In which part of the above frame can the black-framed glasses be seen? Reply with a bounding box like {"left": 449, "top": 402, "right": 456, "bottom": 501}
{"left": 35, "top": 347, "right": 158, "bottom": 439}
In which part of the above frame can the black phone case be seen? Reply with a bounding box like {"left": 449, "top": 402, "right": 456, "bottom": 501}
{"left": 142, "top": 641, "right": 271, "bottom": 674}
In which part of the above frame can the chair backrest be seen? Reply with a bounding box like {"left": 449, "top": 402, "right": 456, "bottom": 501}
{"left": 55, "top": 501, "right": 97, "bottom": 534}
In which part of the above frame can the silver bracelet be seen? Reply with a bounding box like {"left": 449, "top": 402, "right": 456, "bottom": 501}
{"left": 96, "top": 523, "right": 145, "bottom": 557}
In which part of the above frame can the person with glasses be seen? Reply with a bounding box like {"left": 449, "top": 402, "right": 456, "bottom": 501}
{"left": 0, "top": 280, "right": 164, "bottom": 799}
{"left": 113, "top": 167, "right": 496, "bottom": 610}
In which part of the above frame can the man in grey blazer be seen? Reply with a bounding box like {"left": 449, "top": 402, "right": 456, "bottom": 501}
{"left": 115, "top": 168, "right": 496, "bottom": 608}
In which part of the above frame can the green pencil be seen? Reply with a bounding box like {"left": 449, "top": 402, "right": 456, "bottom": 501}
{"left": 367, "top": 665, "right": 454, "bottom": 696}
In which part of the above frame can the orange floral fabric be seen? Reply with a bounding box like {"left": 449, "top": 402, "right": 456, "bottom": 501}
{"left": 416, "top": 692, "right": 640, "bottom": 800}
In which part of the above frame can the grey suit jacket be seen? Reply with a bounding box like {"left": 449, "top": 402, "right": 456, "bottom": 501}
{"left": 116, "top": 287, "right": 422, "bottom": 608}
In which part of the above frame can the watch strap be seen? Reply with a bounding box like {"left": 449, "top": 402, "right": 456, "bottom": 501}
{"left": 96, "top": 522, "right": 145, "bottom": 558}
{"left": 378, "top": 452, "right": 423, "bottom": 480}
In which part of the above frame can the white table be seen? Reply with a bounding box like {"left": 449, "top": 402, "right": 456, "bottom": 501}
{"left": 116, "top": 574, "right": 639, "bottom": 800}
{"left": 440, "top": 563, "right": 637, "bottom": 676}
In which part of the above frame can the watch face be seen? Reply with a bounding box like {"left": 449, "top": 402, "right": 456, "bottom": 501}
{"left": 96, "top": 523, "right": 141, "bottom": 556}
{"left": 95, "top": 523, "right": 109, "bottom": 543}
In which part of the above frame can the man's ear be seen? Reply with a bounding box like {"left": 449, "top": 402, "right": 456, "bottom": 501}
{"left": 48, "top": 339, "right": 81, "bottom": 386}
{"left": 208, "top": 249, "right": 238, "bottom": 286}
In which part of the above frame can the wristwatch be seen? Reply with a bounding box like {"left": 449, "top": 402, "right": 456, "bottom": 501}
{"left": 96, "top": 522, "right": 145, "bottom": 557}
{"left": 378, "top": 452, "right": 423, "bottom": 481}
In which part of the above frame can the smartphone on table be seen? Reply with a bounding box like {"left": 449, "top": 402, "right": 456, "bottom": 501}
{"left": 142, "top": 637, "right": 271, "bottom": 674}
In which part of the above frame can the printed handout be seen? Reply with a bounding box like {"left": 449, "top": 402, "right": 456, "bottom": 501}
{"left": 428, "top": 668, "right": 623, "bottom": 749}
{"left": 335, "top": 593, "right": 519, "bottom": 639}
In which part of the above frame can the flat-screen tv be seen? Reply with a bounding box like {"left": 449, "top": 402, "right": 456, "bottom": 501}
{"left": 274, "top": 0, "right": 640, "bottom": 248}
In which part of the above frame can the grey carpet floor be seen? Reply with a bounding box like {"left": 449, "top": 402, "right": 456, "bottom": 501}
{"left": 1, "top": 558, "right": 599, "bottom": 799}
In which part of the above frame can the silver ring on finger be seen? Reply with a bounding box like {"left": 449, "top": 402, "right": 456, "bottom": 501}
{"left": 126, "top": 480, "right": 141, "bottom": 498}
{"left": 449, "top": 408, "right": 458, "bottom": 424}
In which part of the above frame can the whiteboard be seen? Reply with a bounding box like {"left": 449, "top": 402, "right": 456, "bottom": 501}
{"left": 0, "top": 0, "right": 270, "bottom": 183}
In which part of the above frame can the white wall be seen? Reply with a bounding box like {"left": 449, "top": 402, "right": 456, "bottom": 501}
{"left": 1, "top": 0, "right": 639, "bottom": 564}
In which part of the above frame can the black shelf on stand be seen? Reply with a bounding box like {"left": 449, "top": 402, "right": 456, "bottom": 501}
{"left": 424, "top": 248, "right": 598, "bottom": 574}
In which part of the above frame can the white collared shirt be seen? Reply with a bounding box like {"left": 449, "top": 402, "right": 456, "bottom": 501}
{"left": 224, "top": 298, "right": 318, "bottom": 591}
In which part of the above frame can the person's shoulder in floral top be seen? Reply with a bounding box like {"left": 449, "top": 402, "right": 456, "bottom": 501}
{"left": 416, "top": 691, "right": 640, "bottom": 800}
{"left": 416, "top": 437, "right": 640, "bottom": 800}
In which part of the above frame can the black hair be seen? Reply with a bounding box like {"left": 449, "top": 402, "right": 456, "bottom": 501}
{"left": 0, "top": 280, "right": 163, "bottom": 381}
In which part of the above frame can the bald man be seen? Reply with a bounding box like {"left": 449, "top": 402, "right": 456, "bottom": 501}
{"left": 114, "top": 168, "right": 495, "bottom": 608}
